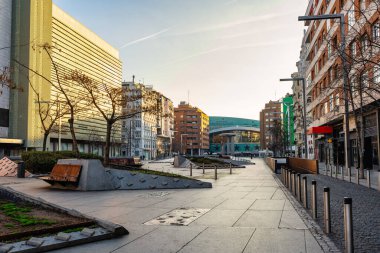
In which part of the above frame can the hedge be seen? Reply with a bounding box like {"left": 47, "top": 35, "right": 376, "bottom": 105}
{"left": 21, "top": 151, "right": 103, "bottom": 174}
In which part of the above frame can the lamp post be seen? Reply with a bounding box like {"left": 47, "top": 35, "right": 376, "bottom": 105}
{"left": 298, "top": 14, "right": 351, "bottom": 178}
{"left": 180, "top": 133, "right": 188, "bottom": 155}
{"left": 280, "top": 78, "right": 308, "bottom": 158}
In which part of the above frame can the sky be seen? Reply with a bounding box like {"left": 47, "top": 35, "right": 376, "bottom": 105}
{"left": 53, "top": 0, "right": 308, "bottom": 120}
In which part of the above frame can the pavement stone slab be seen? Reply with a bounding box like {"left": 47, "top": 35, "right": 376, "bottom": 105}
{"left": 233, "top": 210, "right": 282, "bottom": 228}
{"left": 189, "top": 209, "right": 246, "bottom": 227}
{"left": 243, "top": 228, "right": 322, "bottom": 253}
{"left": 178, "top": 227, "right": 255, "bottom": 253}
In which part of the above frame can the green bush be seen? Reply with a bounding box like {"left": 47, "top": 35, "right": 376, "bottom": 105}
{"left": 21, "top": 151, "right": 103, "bottom": 174}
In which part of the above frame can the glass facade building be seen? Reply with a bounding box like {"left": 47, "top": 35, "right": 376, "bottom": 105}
{"left": 209, "top": 116, "right": 260, "bottom": 154}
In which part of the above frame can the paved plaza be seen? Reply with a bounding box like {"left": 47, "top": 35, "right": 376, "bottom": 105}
{"left": 0, "top": 159, "right": 330, "bottom": 253}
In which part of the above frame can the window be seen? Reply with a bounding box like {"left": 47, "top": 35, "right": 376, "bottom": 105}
{"left": 374, "top": 66, "right": 380, "bottom": 84}
{"left": 327, "top": 42, "right": 332, "bottom": 57}
{"left": 329, "top": 94, "right": 334, "bottom": 111}
{"left": 350, "top": 41, "right": 356, "bottom": 56}
{"left": 348, "top": 4, "right": 355, "bottom": 29}
{"left": 372, "top": 21, "right": 380, "bottom": 40}
{"left": 361, "top": 35, "right": 369, "bottom": 51}
{"left": 360, "top": 0, "right": 366, "bottom": 12}
{"left": 362, "top": 72, "right": 369, "bottom": 88}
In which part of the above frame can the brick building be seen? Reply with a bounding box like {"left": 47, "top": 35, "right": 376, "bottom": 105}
{"left": 259, "top": 100, "right": 282, "bottom": 151}
{"left": 298, "top": 0, "right": 380, "bottom": 169}
{"left": 173, "top": 102, "right": 209, "bottom": 156}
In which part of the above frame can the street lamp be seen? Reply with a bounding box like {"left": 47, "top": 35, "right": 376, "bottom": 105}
{"left": 280, "top": 78, "right": 308, "bottom": 158}
{"left": 180, "top": 133, "right": 188, "bottom": 155}
{"left": 298, "top": 14, "right": 351, "bottom": 178}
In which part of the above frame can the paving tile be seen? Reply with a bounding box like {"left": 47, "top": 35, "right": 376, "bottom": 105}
{"left": 305, "top": 230, "right": 324, "bottom": 253}
{"left": 233, "top": 210, "right": 282, "bottom": 228}
{"left": 189, "top": 209, "right": 246, "bottom": 227}
{"left": 279, "top": 211, "right": 307, "bottom": 229}
{"left": 243, "top": 228, "right": 308, "bottom": 253}
{"left": 250, "top": 200, "right": 285, "bottom": 211}
{"left": 214, "top": 199, "right": 255, "bottom": 210}
{"left": 243, "top": 191, "right": 274, "bottom": 200}
{"left": 179, "top": 227, "right": 255, "bottom": 253}
{"left": 113, "top": 226, "right": 205, "bottom": 253}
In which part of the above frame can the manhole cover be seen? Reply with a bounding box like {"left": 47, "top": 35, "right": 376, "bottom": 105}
{"left": 144, "top": 208, "right": 210, "bottom": 226}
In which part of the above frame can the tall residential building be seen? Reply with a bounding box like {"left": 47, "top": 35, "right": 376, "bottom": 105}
{"left": 173, "top": 102, "right": 209, "bottom": 156}
{"left": 121, "top": 81, "right": 174, "bottom": 160}
{"left": 1, "top": 0, "right": 122, "bottom": 157}
{"left": 291, "top": 72, "right": 307, "bottom": 158}
{"left": 299, "top": 0, "right": 380, "bottom": 169}
{"left": 259, "top": 100, "right": 282, "bottom": 150}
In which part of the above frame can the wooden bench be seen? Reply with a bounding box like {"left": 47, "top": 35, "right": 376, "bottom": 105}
{"left": 41, "top": 164, "right": 82, "bottom": 186}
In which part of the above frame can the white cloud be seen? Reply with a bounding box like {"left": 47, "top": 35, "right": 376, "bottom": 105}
{"left": 120, "top": 27, "right": 171, "bottom": 48}
{"left": 170, "top": 11, "right": 299, "bottom": 36}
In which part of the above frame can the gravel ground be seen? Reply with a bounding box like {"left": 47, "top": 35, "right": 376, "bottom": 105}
{"left": 279, "top": 173, "right": 380, "bottom": 253}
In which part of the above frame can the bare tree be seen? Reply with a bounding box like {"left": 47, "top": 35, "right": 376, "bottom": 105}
{"left": 268, "top": 119, "right": 286, "bottom": 157}
{"left": 65, "top": 70, "right": 160, "bottom": 165}
{"left": 14, "top": 43, "right": 90, "bottom": 154}
{"left": 27, "top": 75, "right": 69, "bottom": 151}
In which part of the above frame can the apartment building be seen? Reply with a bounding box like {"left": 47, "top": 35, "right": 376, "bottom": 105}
{"left": 299, "top": 0, "right": 380, "bottom": 169}
{"left": 259, "top": 100, "right": 282, "bottom": 151}
{"left": 121, "top": 81, "right": 174, "bottom": 160}
{"left": 173, "top": 102, "right": 209, "bottom": 156}
{"left": 1, "top": 0, "right": 122, "bottom": 157}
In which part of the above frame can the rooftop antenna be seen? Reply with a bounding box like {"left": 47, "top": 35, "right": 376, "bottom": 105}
{"left": 187, "top": 90, "right": 190, "bottom": 105}
{"left": 132, "top": 75, "right": 135, "bottom": 84}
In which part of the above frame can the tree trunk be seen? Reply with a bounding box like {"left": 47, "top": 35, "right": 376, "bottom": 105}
{"left": 42, "top": 132, "right": 49, "bottom": 151}
{"left": 68, "top": 115, "right": 79, "bottom": 154}
{"left": 104, "top": 121, "right": 112, "bottom": 166}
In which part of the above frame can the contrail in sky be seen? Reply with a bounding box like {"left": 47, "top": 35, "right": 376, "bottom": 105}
{"left": 120, "top": 28, "right": 170, "bottom": 48}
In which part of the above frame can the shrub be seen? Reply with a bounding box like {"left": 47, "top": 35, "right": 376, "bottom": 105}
{"left": 21, "top": 151, "right": 103, "bottom": 174}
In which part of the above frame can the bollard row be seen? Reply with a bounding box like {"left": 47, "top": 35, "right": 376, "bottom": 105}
{"left": 280, "top": 169, "right": 355, "bottom": 252}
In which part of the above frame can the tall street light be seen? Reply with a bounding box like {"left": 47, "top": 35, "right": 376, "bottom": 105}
{"left": 298, "top": 14, "right": 351, "bottom": 179}
{"left": 180, "top": 133, "right": 188, "bottom": 155}
{"left": 280, "top": 78, "right": 308, "bottom": 158}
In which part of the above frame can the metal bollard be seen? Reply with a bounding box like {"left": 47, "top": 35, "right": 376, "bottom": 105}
{"left": 344, "top": 197, "right": 354, "bottom": 253}
{"left": 290, "top": 171, "right": 296, "bottom": 195}
{"left": 286, "top": 169, "right": 290, "bottom": 188}
{"left": 356, "top": 168, "right": 360, "bottom": 185}
{"left": 190, "top": 163, "right": 193, "bottom": 176}
{"left": 230, "top": 162, "right": 232, "bottom": 175}
{"left": 292, "top": 172, "right": 296, "bottom": 195}
{"left": 297, "top": 174, "right": 301, "bottom": 201}
{"left": 323, "top": 187, "right": 331, "bottom": 234}
{"left": 367, "top": 170, "right": 371, "bottom": 189}
{"left": 284, "top": 169, "right": 288, "bottom": 187}
{"left": 214, "top": 165, "right": 217, "bottom": 180}
{"left": 17, "top": 162, "right": 25, "bottom": 178}
{"left": 348, "top": 166, "right": 352, "bottom": 183}
{"left": 290, "top": 172, "right": 293, "bottom": 192}
{"left": 330, "top": 164, "right": 333, "bottom": 177}
{"left": 311, "top": 180, "right": 317, "bottom": 219}
{"left": 302, "top": 176, "right": 308, "bottom": 208}
{"left": 203, "top": 163, "right": 205, "bottom": 174}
